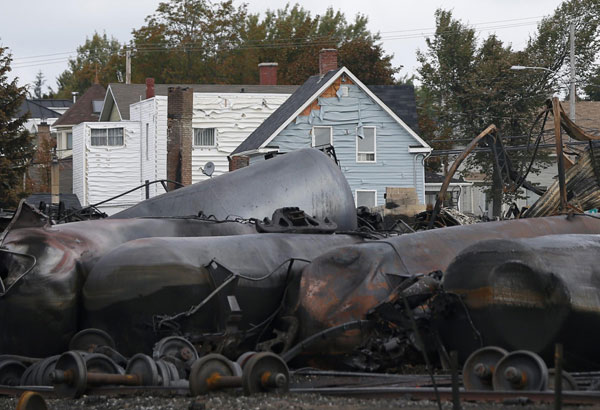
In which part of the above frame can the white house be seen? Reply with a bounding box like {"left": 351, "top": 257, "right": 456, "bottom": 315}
{"left": 73, "top": 78, "right": 296, "bottom": 214}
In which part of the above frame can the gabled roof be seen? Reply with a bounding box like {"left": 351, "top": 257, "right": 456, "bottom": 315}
{"left": 29, "top": 99, "right": 73, "bottom": 109}
{"left": 15, "top": 100, "right": 62, "bottom": 120}
{"left": 53, "top": 84, "right": 106, "bottom": 127}
{"left": 100, "top": 83, "right": 300, "bottom": 121}
{"left": 367, "top": 85, "right": 420, "bottom": 134}
{"left": 231, "top": 66, "right": 430, "bottom": 156}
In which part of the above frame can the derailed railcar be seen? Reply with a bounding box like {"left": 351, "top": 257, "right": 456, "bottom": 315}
{"left": 0, "top": 215, "right": 256, "bottom": 356}
{"left": 82, "top": 233, "right": 364, "bottom": 356}
{"left": 439, "top": 233, "right": 600, "bottom": 370}
{"left": 0, "top": 148, "right": 358, "bottom": 357}
{"left": 111, "top": 148, "right": 357, "bottom": 230}
{"left": 294, "top": 215, "right": 600, "bottom": 363}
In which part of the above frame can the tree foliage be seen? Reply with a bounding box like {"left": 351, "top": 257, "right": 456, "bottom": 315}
{"left": 417, "top": 10, "right": 555, "bottom": 215}
{"left": 56, "top": 32, "right": 123, "bottom": 98}
{"left": 0, "top": 46, "right": 34, "bottom": 207}
{"left": 129, "top": 1, "right": 397, "bottom": 85}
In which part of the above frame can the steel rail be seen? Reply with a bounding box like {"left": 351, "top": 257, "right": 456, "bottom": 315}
{"left": 4, "top": 383, "right": 600, "bottom": 405}
{"left": 289, "top": 386, "right": 600, "bottom": 404}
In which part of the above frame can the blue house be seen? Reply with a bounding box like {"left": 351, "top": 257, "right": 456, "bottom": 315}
{"left": 231, "top": 58, "right": 431, "bottom": 209}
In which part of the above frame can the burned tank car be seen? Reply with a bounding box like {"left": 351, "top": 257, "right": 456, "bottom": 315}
{"left": 294, "top": 215, "right": 600, "bottom": 360}
{"left": 0, "top": 147, "right": 357, "bottom": 357}
{"left": 82, "top": 233, "right": 363, "bottom": 356}
{"left": 111, "top": 148, "right": 358, "bottom": 231}
{"left": 439, "top": 233, "right": 600, "bottom": 370}
{"left": 0, "top": 217, "right": 256, "bottom": 357}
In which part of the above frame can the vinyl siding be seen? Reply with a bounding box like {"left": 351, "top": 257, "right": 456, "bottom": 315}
{"left": 191, "top": 93, "right": 289, "bottom": 183}
{"left": 73, "top": 121, "right": 141, "bottom": 215}
{"left": 72, "top": 123, "right": 85, "bottom": 204}
{"left": 130, "top": 96, "right": 168, "bottom": 198}
{"left": 269, "top": 84, "right": 425, "bottom": 205}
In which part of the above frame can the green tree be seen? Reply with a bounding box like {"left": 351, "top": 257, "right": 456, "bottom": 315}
{"left": 56, "top": 32, "right": 123, "bottom": 98}
{"left": 0, "top": 46, "right": 35, "bottom": 207}
{"left": 32, "top": 70, "right": 44, "bottom": 99}
{"left": 131, "top": 0, "right": 248, "bottom": 83}
{"left": 584, "top": 65, "right": 600, "bottom": 100}
{"left": 417, "top": 10, "right": 553, "bottom": 216}
{"left": 130, "top": 1, "right": 397, "bottom": 85}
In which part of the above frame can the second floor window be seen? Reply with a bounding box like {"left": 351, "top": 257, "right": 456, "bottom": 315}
{"left": 91, "top": 128, "right": 123, "bottom": 146}
{"left": 194, "top": 128, "right": 216, "bottom": 147}
{"left": 357, "top": 126, "right": 376, "bottom": 162}
{"left": 312, "top": 126, "right": 332, "bottom": 147}
{"left": 66, "top": 132, "right": 73, "bottom": 150}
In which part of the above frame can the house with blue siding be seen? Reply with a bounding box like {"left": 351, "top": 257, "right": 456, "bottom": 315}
{"left": 231, "top": 53, "right": 431, "bottom": 209}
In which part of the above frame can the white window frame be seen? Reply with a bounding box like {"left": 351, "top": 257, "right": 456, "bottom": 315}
{"left": 193, "top": 128, "right": 217, "bottom": 147}
{"left": 145, "top": 123, "right": 149, "bottom": 160}
{"left": 356, "top": 126, "right": 376, "bottom": 163}
{"left": 66, "top": 131, "right": 73, "bottom": 150}
{"left": 355, "top": 189, "right": 377, "bottom": 208}
{"left": 90, "top": 127, "right": 124, "bottom": 147}
{"left": 311, "top": 126, "right": 333, "bottom": 147}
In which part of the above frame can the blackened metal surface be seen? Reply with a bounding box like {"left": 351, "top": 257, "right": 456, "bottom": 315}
{"left": 110, "top": 149, "right": 358, "bottom": 231}
{"left": 440, "top": 233, "right": 600, "bottom": 370}
{"left": 295, "top": 215, "right": 600, "bottom": 358}
{"left": 0, "top": 218, "right": 256, "bottom": 357}
{"left": 82, "top": 233, "right": 363, "bottom": 355}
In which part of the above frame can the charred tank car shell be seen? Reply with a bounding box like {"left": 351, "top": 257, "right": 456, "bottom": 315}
{"left": 440, "top": 233, "right": 600, "bottom": 370}
{"left": 295, "top": 216, "right": 600, "bottom": 359}
{"left": 82, "top": 234, "right": 363, "bottom": 355}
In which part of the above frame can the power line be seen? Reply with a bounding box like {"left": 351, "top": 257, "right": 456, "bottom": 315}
{"left": 9, "top": 14, "right": 546, "bottom": 63}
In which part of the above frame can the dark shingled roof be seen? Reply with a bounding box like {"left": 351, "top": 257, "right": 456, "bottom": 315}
{"left": 53, "top": 84, "right": 106, "bottom": 127}
{"left": 25, "top": 193, "right": 82, "bottom": 210}
{"left": 104, "top": 83, "right": 300, "bottom": 121}
{"left": 15, "top": 100, "right": 62, "bottom": 119}
{"left": 367, "top": 85, "right": 419, "bottom": 134}
{"left": 232, "top": 69, "right": 342, "bottom": 155}
{"left": 30, "top": 99, "right": 73, "bottom": 109}
{"left": 232, "top": 69, "right": 421, "bottom": 156}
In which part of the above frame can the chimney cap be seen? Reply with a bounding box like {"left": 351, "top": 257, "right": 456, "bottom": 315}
{"left": 258, "top": 62, "right": 278, "bottom": 67}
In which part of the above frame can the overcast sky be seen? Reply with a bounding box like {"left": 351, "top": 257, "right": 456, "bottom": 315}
{"left": 1, "top": 0, "right": 565, "bottom": 93}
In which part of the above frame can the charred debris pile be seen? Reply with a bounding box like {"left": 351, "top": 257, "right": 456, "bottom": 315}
{"left": 3, "top": 147, "right": 600, "bottom": 405}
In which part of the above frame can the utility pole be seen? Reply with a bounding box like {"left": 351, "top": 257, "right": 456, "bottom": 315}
{"left": 569, "top": 21, "right": 576, "bottom": 121}
{"left": 126, "top": 48, "right": 131, "bottom": 85}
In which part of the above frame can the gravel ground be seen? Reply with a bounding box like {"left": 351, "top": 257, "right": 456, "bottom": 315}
{"left": 1, "top": 391, "right": 599, "bottom": 410}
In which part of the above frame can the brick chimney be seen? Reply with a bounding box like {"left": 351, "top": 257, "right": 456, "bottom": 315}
{"left": 167, "top": 87, "right": 193, "bottom": 190}
{"left": 258, "top": 63, "right": 278, "bottom": 85}
{"left": 319, "top": 49, "right": 338, "bottom": 76}
{"left": 229, "top": 155, "right": 249, "bottom": 171}
{"left": 146, "top": 78, "right": 155, "bottom": 99}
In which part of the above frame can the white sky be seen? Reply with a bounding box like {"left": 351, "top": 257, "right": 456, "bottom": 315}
{"left": 1, "top": 0, "right": 565, "bottom": 93}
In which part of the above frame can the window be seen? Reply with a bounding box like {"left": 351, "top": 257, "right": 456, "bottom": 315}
{"left": 145, "top": 123, "right": 149, "bottom": 160}
{"left": 66, "top": 132, "right": 73, "bottom": 150}
{"left": 356, "top": 190, "right": 377, "bottom": 208}
{"left": 92, "top": 100, "right": 104, "bottom": 114}
{"left": 357, "top": 126, "right": 376, "bottom": 162}
{"left": 312, "top": 126, "right": 332, "bottom": 147}
{"left": 194, "top": 128, "right": 216, "bottom": 146}
{"left": 90, "top": 128, "right": 124, "bottom": 146}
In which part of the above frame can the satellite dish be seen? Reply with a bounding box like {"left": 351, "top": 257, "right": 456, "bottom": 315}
{"left": 202, "top": 162, "right": 215, "bottom": 177}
